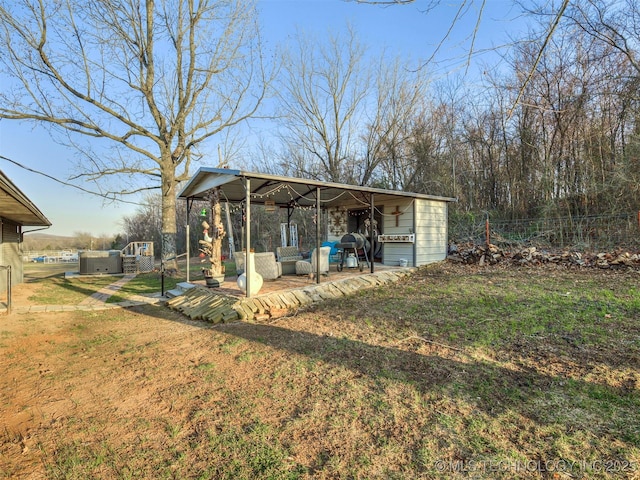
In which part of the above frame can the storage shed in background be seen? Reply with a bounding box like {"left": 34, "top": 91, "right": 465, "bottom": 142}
{"left": 373, "top": 197, "right": 450, "bottom": 267}
{"left": 0, "top": 170, "right": 51, "bottom": 291}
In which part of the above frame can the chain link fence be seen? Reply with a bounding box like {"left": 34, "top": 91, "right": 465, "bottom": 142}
{"left": 450, "top": 212, "right": 640, "bottom": 251}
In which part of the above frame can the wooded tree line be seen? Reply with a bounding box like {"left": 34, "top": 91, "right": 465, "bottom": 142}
{"left": 263, "top": 1, "right": 640, "bottom": 225}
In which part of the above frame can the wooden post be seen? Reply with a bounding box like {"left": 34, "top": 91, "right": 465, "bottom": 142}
{"left": 485, "top": 215, "right": 490, "bottom": 248}
{"left": 316, "top": 187, "right": 321, "bottom": 284}
{"left": 211, "top": 188, "right": 223, "bottom": 276}
{"left": 370, "top": 193, "right": 375, "bottom": 273}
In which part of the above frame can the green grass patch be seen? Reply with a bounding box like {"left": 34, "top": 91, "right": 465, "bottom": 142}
{"left": 22, "top": 260, "right": 237, "bottom": 304}
{"left": 105, "top": 272, "right": 179, "bottom": 303}
{"left": 204, "top": 420, "right": 306, "bottom": 479}
{"left": 336, "top": 266, "right": 640, "bottom": 351}
{"left": 27, "top": 275, "right": 118, "bottom": 305}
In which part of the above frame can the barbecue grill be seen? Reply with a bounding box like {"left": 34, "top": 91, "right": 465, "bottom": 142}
{"left": 336, "top": 233, "right": 370, "bottom": 272}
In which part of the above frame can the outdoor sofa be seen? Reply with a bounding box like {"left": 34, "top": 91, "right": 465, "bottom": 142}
{"left": 276, "top": 246, "right": 304, "bottom": 275}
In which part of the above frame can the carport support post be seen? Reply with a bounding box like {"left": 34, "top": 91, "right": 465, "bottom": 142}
{"left": 370, "top": 193, "right": 375, "bottom": 273}
{"left": 287, "top": 204, "right": 294, "bottom": 246}
{"left": 315, "top": 186, "right": 321, "bottom": 284}
{"left": 245, "top": 177, "right": 251, "bottom": 297}
{"left": 185, "top": 197, "right": 192, "bottom": 283}
{"left": 186, "top": 223, "right": 190, "bottom": 283}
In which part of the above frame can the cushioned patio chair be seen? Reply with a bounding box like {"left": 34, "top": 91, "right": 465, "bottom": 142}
{"left": 295, "top": 246, "right": 331, "bottom": 276}
{"left": 322, "top": 241, "right": 341, "bottom": 263}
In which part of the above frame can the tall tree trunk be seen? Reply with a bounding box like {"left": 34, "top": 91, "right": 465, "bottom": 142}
{"left": 161, "top": 160, "right": 178, "bottom": 273}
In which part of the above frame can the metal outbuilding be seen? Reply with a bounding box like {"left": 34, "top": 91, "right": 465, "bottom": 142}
{"left": 0, "top": 170, "right": 51, "bottom": 292}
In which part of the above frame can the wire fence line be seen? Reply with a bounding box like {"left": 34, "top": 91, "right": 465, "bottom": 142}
{"left": 449, "top": 212, "right": 640, "bottom": 251}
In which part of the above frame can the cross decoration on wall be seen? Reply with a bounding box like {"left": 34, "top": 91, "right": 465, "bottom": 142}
{"left": 391, "top": 205, "right": 403, "bottom": 227}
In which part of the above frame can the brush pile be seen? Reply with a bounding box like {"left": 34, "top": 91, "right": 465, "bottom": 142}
{"left": 447, "top": 243, "right": 640, "bottom": 269}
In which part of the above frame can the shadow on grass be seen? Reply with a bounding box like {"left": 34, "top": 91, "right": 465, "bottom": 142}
{"left": 24, "top": 274, "right": 120, "bottom": 304}
{"left": 134, "top": 297, "right": 639, "bottom": 447}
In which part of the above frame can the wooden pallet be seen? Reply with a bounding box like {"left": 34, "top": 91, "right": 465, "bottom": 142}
{"left": 166, "top": 286, "right": 240, "bottom": 324}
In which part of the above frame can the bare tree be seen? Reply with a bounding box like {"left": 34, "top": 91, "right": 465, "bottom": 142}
{"left": 121, "top": 194, "right": 163, "bottom": 255}
{"left": 564, "top": 0, "right": 640, "bottom": 75}
{"left": 358, "top": 56, "right": 428, "bottom": 187}
{"left": 0, "top": 0, "right": 270, "bottom": 271}
{"left": 275, "top": 26, "right": 370, "bottom": 183}
{"left": 275, "top": 27, "right": 427, "bottom": 187}
{"left": 506, "top": 1, "right": 640, "bottom": 217}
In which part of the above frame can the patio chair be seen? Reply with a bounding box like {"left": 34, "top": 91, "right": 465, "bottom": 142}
{"left": 295, "top": 246, "right": 331, "bottom": 276}
{"left": 322, "top": 241, "right": 341, "bottom": 263}
{"left": 254, "top": 252, "right": 282, "bottom": 280}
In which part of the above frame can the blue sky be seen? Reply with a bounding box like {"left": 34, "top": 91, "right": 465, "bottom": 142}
{"left": 0, "top": 0, "right": 523, "bottom": 237}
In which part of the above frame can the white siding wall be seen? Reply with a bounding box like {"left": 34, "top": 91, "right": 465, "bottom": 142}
{"left": 415, "top": 199, "right": 448, "bottom": 265}
{"left": 378, "top": 199, "right": 448, "bottom": 267}
{"left": 380, "top": 201, "right": 415, "bottom": 266}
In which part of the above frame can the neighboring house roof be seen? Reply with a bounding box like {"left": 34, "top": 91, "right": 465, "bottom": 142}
{"left": 0, "top": 170, "right": 51, "bottom": 227}
{"left": 178, "top": 167, "right": 457, "bottom": 207}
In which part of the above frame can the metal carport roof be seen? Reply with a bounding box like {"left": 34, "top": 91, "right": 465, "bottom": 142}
{"left": 178, "top": 167, "right": 457, "bottom": 207}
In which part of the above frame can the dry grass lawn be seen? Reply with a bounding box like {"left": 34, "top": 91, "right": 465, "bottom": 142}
{"left": 1, "top": 262, "right": 639, "bottom": 479}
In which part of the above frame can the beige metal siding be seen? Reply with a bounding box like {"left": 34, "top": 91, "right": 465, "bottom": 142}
{"left": 0, "top": 220, "right": 23, "bottom": 291}
{"left": 414, "top": 199, "right": 448, "bottom": 265}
